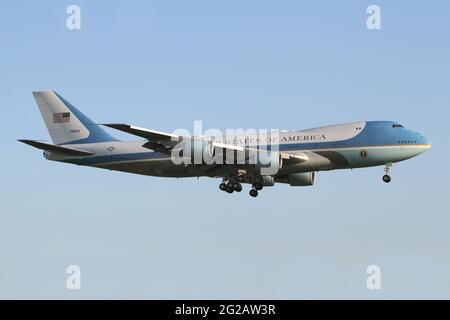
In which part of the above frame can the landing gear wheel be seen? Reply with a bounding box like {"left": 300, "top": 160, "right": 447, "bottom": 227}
{"left": 254, "top": 183, "right": 263, "bottom": 191}
{"left": 226, "top": 185, "right": 234, "bottom": 193}
{"left": 383, "top": 163, "right": 393, "bottom": 183}
{"left": 219, "top": 183, "right": 227, "bottom": 191}
{"left": 249, "top": 189, "right": 258, "bottom": 197}
{"left": 235, "top": 184, "right": 242, "bottom": 192}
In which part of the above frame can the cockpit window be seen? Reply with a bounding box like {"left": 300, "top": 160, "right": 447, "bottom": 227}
{"left": 392, "top": 124, "right": 404, "bottom": 128}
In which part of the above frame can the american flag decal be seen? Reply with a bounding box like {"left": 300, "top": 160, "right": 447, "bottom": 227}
{"left": 53, "top": 112, "right": 70, "bottom": 123}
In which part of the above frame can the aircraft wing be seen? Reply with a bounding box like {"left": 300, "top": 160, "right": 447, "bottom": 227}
{"left": 104, "top": 123, "right": 182, "bottom": 153}
{"left": 208, "top": 142, "right": 310, "bottom": 168}
{"left": 280, "top": 152, "right": 309, "bottom": 162}
{"left": 18, "top": 139, "right": 94, "bottom": 156}
{"left": 104, "top": 123, "right": 181, "bottom": 142}
{"left": 103, "top": 123, "right": 310, "bottom": 163}
{"left": 213, "top": 143, "right": 309, "bottom": 163}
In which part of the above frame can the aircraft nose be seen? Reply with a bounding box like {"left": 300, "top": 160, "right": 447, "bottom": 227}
{"left": 409, "top": 129, "right": 430, "bottom": 146}
{"left": 406, "top": 130, "right": 431, "bottom": 157}
{"left": 419, "top": 133, "right": 431, "bottom": 146}
{"left": 412, "top": 131, "right": 432, "bottom": 156}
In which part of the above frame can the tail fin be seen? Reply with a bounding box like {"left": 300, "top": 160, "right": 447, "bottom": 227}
{"left": 32, "top": 91, "right": 117, "bottom": 145}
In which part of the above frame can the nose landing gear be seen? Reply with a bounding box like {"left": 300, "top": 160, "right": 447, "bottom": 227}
{"left": 382, "top": 163, "right": 392, "bottom": 183}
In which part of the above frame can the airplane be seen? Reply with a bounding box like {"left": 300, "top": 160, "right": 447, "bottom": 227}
{"left": 19, "top": 91, "right": 431, "bottom": 197}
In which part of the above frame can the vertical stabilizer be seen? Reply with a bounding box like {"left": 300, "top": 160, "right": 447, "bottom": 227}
{"left": 32, "top": 91, "right": 117, "bottom": 145}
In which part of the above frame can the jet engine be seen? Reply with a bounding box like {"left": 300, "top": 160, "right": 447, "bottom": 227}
{"left": 255, "top": 152, "right": 283, "bottom": 175}
{"left": 287, "top": 172, "right": 315, "bottom": 186}
{"left": 177, "top": 139, "right": 216, "bottom": 163}
{"left": 260, "top": 175, "right": 275, "bottom": 186}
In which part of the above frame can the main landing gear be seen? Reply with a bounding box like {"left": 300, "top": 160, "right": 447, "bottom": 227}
{"left": 249, "top": 182, "right": 263, "bottom": 197}
{"left": 249, "top": 188, "right": 258, "bottom": 197}
{"left": 382, "top": 163, "right": 392, "bottom": 183}
{"left": 219, "top": 175, "right": 262, "bottom": 197}
{"left": 219, "top": 179, "right": 242, "bottom": 194}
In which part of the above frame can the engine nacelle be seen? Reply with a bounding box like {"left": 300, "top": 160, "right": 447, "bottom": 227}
{"left": 255, "top": 152, "right": 283, "bottom": 175}
{"left": 259, "top": 175, "right": 275, "bottom": 186}
{"left": 287, "top": 172, "right": 315, "bottom": 186}
{"left": 176, "top": 139, "right": 215, "bottom": 164}
{"left": 191, "top": 139, "right": 215, "bottom": 158}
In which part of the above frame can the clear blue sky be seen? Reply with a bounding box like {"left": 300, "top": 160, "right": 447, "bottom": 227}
{"left": 1, "top": 0, "right": 449, "bottom": 299}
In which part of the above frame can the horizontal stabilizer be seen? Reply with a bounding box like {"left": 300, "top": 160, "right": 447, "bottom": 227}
{"left": 18, "top": 139, "right": 94, "bottom": 156}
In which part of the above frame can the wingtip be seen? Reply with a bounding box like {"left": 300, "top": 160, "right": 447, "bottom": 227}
{"left": 18, "top": 139, "right": 47, "bottom": 144}
{"left": 17, "top": 139, "right": 32, "bottom": 146}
